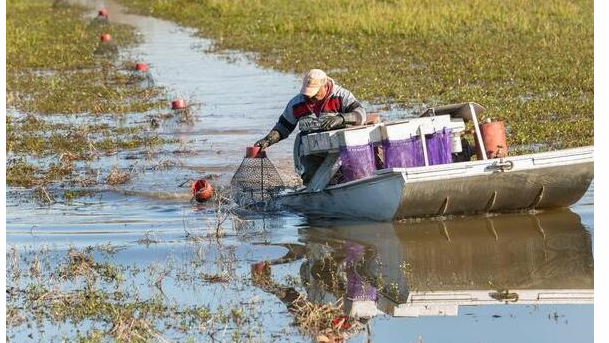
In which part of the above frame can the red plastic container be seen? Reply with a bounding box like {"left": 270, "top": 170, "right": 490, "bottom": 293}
{"left": 135, "top": 63, "right": 148, "bottom": 72}
{"left": 365, "top": 112, "right": 380, "bottom": 124}
{"left": 476, "top": 120, "right": 508, "bottom": 159}
{"left": 98, "top": 8, "right": 108, "bottom": 18}
{"left": 245, "top": 146, "right": 265, "bottom": 158}
{"left": 100, "top": 33, "right": 112, "bottom": 42}
{"left": 171, "top": 99, "right": 186, "bottom": 110}
{"left": 191, "top": 179, "right": 214, "bottom": 203}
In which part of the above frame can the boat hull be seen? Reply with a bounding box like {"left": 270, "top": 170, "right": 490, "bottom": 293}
{"left": 276, "top": 146, "right": 594, "bottom": 221}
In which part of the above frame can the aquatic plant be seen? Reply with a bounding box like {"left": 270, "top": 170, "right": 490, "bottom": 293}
{"left": 6, "top": 244, "right": 285, "bottom": 342}
{"left": 6, "top": 0, "right": 170, "bottom": 190}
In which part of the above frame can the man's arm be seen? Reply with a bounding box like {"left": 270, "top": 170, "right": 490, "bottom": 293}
{"left": 319, "top": 87, "right": 366, "bottom": 130}
{"left": 338, "top": 87, "right": 366, "bottom": 125}
{"left": 254, "top": 102, "right": 298, "bottom": 150}
{"left": 254, "top": 129, "right": 281, "bottom": 151}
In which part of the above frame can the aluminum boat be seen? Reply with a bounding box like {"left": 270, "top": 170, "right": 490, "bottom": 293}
{"left": 276, "top": 103, "right": 594, "bottom": 221}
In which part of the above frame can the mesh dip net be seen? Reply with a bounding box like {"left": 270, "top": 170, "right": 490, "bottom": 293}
{"left": 230, "top": 149, "right": 286, "bottom": 208}
{"left": 339, "top": 143, "right": 377, "bottom": 182}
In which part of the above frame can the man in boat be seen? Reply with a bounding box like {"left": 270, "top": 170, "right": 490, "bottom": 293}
{"left": 254, "top": 69, "right": 367, "bottom": 184}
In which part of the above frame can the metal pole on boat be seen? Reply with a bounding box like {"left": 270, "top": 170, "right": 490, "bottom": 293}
{"left": 419, "top": 125, "right": 430, "bottom": 166}
{"left": 469, "top": 102, "right": 487, "bottom": 160}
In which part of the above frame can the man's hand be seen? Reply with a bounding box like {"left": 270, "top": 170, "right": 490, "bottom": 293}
{"left": 254, "top": 137, "right": 271, "bottom": 151}
{"left": 298, "top": 117, "right": 320, "bottom": 132}
{"left": 319, "top": 114, "right": 345, "bottom": 131}
{"left": 254, "top": 129, "right": 281, "bottom": 151}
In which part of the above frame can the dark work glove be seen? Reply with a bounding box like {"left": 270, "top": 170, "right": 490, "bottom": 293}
{"left": 319, "top": 114, "right": 345, "bottom": 131}
{"left": 254, "top": 129, "right": 281, "bottom": 151}
{"left": 298, "top": 117, "right": 321, "bottom": 132}
{"left": 340, "top": 111, "right": 362, "bottom": 125}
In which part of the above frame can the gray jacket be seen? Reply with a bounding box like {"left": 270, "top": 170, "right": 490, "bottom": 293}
{"left": 272, "top": 78, "right": 366, "bottom": 139}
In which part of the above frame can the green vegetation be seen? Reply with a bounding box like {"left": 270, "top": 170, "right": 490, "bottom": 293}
{"left": 6, "top": 0, "right": 169, "bottom": 189}
{"left": 6, "top": 246, "right": 241, "bottom": 343}
{"left": 7, "top": 115, "right": 162, "bottom": 158}
{"left": 6, "top": 238, "right": 360, "bottom": 342}
{"left": 6, "top": 0, "right": 164, "bottom": 114}
{"left": 5, "top": 243, "right": 287, "bottom": 342}
{"left": 119, "top": 0, "right": 593, "bottom": 148}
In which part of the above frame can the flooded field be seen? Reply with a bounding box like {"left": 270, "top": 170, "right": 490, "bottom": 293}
{"left": 6, "top": 1, "right": 594, "bottom": 342}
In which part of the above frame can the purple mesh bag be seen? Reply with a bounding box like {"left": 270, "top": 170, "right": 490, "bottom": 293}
{"left": 346, "top": 269, "right": 378, "bottom": 301}
{"left": 343, "top": 242, "right": 377, "bottom": 301}
{"left": 381, "top": 137, "right": 425, "bottom": 168}
{"left": 426, "top": 128, "right": 452, "bottom": 165}
{"left": 339, "top": 143, "right": 376, "bottom": 182}
{"left": 343, "top": 241, "right": 365, "bottom": 263}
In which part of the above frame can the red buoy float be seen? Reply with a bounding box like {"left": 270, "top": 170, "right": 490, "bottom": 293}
{"left": 331, "top": 316, "right": 352, "bottom": 330}
{"left": 171, "top": 99, "right": 186, "bottom": 110}
{"left": 191, "top": 179, "right": 214, "bottom": 203}
{"left": 98, "top": 8, "right": 108, "bottom": 18}
{"left": 135, "top": 62, "right": 149, "bottom": 72}
{"left": 252, "top": 261, "right": 269, "bottom": 273}
{"left": 100, "top": 33, "right": 112, "bottom": 42}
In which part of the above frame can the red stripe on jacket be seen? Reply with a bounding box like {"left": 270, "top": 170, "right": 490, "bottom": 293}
{"left": 292, "top": 96, "right": 343, "bottom": 119}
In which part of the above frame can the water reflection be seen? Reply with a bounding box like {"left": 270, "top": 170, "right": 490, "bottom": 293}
{"left": 299, "top": 209, "right": 593, "bottom": 318}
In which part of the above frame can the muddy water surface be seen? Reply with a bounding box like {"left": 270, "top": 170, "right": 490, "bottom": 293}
{"left": 6, "top": 1, "right": 593, "bottom": 342}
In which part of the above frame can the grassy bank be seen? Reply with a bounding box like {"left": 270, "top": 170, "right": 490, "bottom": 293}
{"left": 119, "top": 0, "right": 593, "bottom": 148}
{"left": 6, "top": 0, "right": 168, "bottom": 190}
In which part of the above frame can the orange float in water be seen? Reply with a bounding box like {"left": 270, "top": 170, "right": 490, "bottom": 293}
{"left": 191, "top": 179, "right": 214, "bottom": 203}
{"left": 476, "top": 120, "right": 508, "bottom": 159}
{"left": 251, "top": 261, "right": 269, "bottom": 273}
{"left": 171, "top": 99, "right": 186, "bottom": 110}
{"left": 135, "top": 63, "right": 148, "bottom": 71}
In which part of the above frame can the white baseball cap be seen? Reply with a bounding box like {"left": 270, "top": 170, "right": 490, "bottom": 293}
{"left": 300, "top": 69, "right": 327, "bottom": 97}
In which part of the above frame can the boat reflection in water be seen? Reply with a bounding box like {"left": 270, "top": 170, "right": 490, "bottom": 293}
{"left": 299, "top": 209, "right": 593, "bottom": 318}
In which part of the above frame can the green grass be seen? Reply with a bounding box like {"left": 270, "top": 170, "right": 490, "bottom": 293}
{"left": 118, "top": 0, "right": 593, "bottom": 148}
{"left": 7, "top": 115, "right": 159, "bottom": 157}
{"left": 7, "top": 0, "right": 133, "bottom": 71}
{"left": 6, "top": 0, "right": 165, "bottom": 115}
{"left": 8, "top": 70, "right": 165, "bottom": 115}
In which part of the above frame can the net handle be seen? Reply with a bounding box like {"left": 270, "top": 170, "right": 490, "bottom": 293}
{"left": 260, "top": 157, "right": 264, "bottom": 203}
